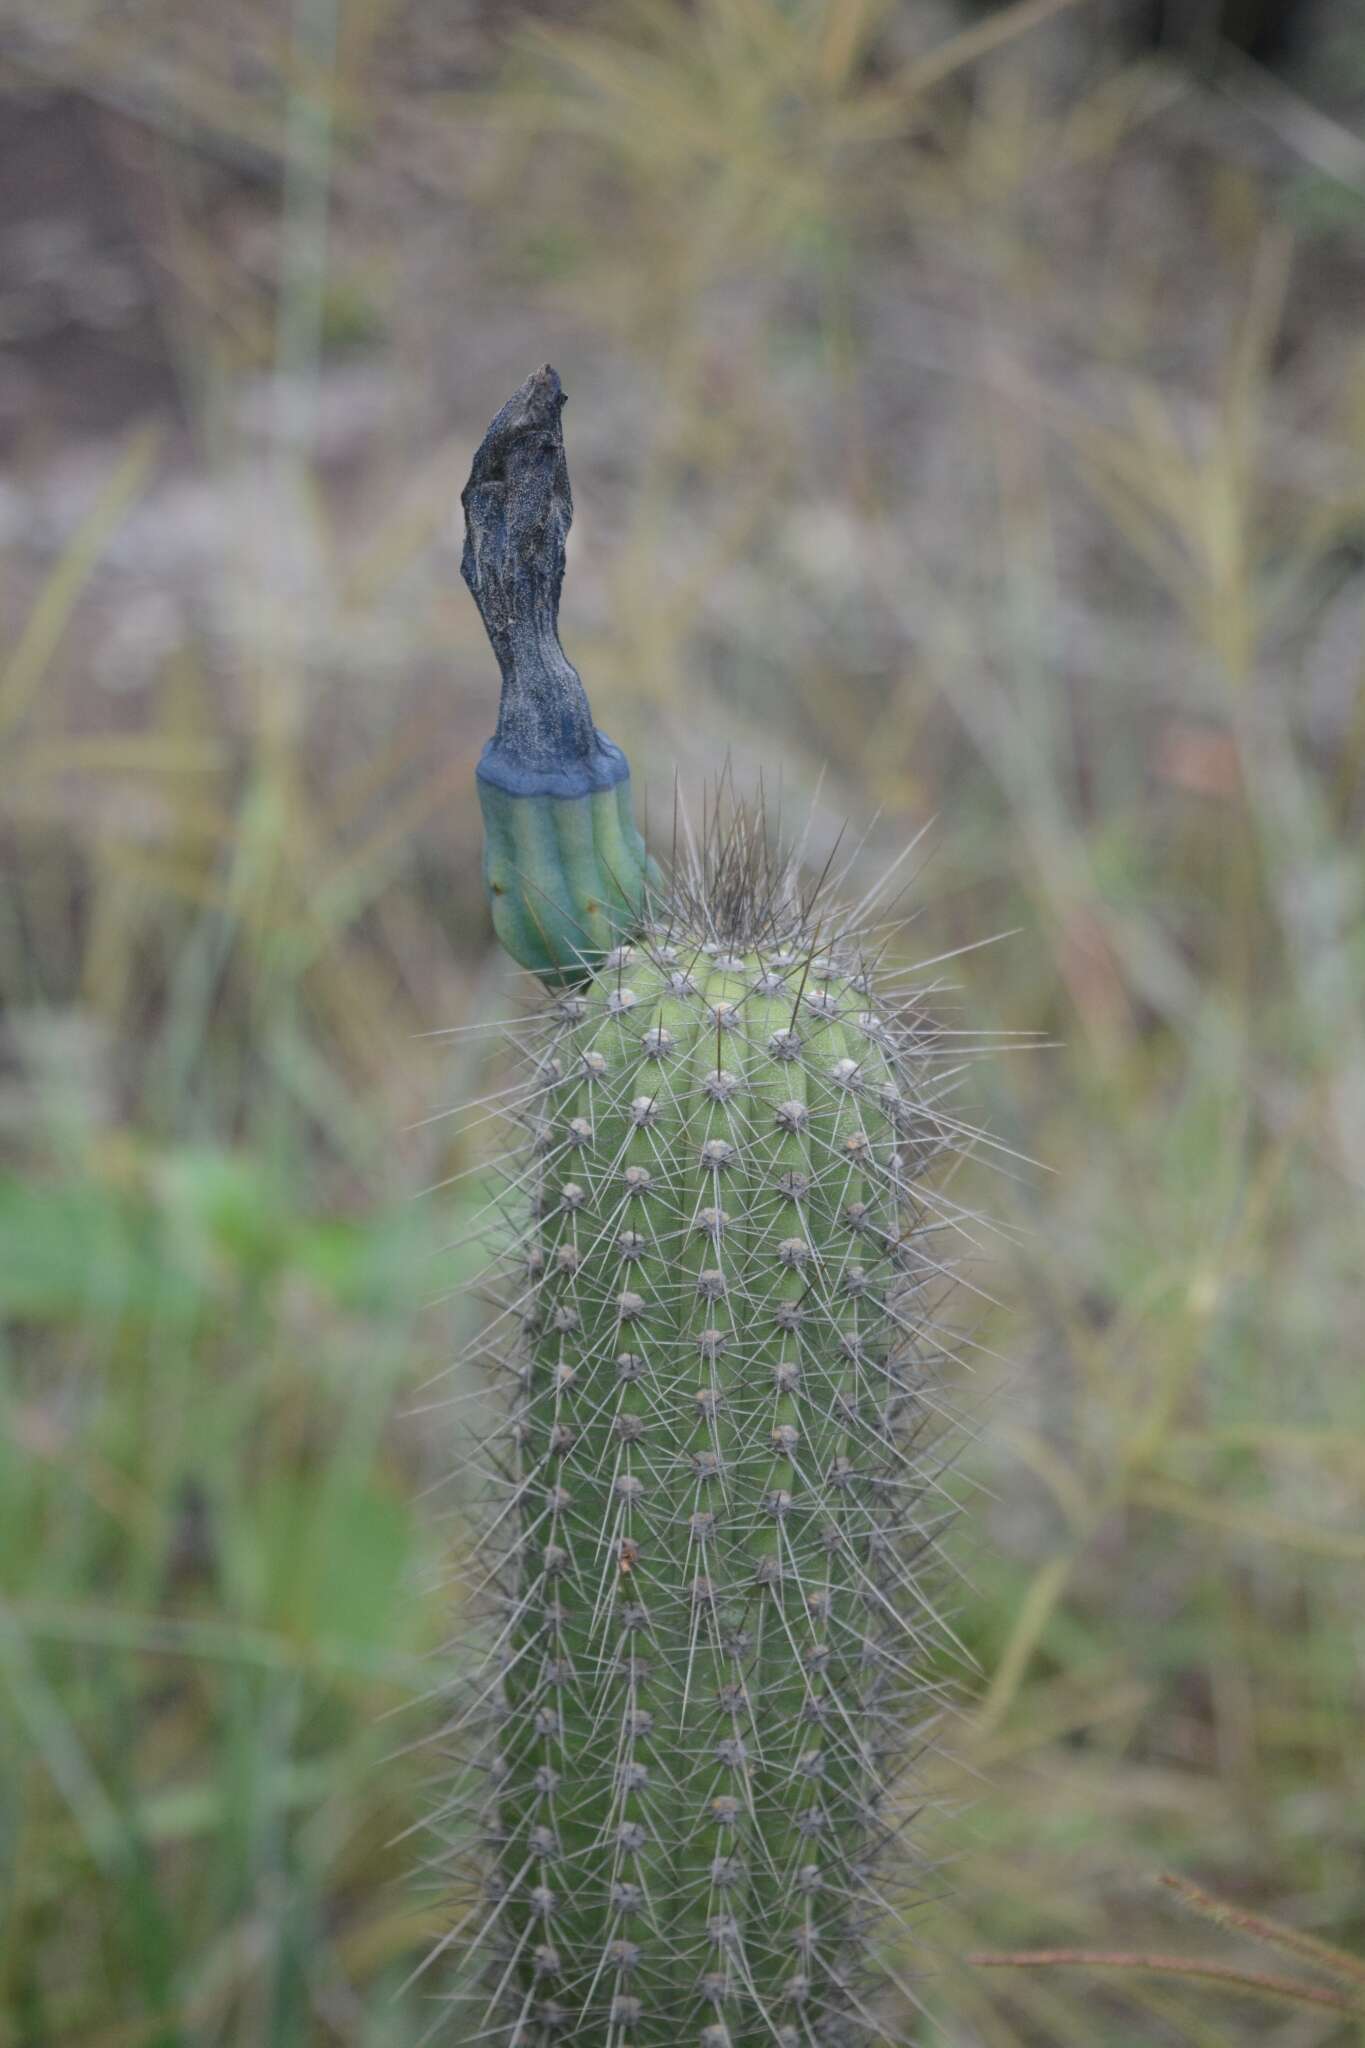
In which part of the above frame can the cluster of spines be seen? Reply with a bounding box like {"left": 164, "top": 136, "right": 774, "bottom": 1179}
{"left": 446, "top": 910, "right": 967, "bottom": 2048}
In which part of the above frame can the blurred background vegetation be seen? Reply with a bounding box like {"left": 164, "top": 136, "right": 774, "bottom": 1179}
{"left": 1, "top": 1, "right": 1363, "bottom": 2042}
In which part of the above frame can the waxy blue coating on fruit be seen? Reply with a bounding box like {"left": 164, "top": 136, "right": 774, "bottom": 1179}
{"left": 477, "top": 775, "right": 657, "bottom": 985}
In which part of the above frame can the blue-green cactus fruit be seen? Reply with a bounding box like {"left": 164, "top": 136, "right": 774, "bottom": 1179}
{"left": 477, "top": 772, "right": 656, "bottom": 987}
{"left": 464, "top": 366, "right": 657, "bottom": 983}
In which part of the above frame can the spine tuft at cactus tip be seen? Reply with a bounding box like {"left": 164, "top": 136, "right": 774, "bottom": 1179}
{"left": 441, "top": 367, "right": 977, "bottom": 2047}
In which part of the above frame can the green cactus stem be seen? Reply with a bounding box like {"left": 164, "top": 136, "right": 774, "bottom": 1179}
{"left": 463, "top": 365, "right": 657, "bottom": 983}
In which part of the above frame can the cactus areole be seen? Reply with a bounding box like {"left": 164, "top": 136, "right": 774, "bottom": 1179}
{"left": 454, "top": 369, "right": 962, "bottom": 2046}
{"left": 464, "top": 365, "right": 657, "bottom": 983}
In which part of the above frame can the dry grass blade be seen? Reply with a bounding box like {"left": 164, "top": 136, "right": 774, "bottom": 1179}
{"left": 967, "top": 1870, "right": 1365, "bottom": 2032}
{"left": 0, "top": 426, "right": 163, "bottom": 735}
{"left": 1157, "top": 1873, "right": 1365, "bottom": 1992}
{"left": 967, "top": 1948, "right": 1364, "bottom": 2017}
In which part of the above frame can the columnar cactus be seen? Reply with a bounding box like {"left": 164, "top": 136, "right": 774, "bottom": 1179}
{"left": 445, "top": 370, "right": 965, "bottom": 2047}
